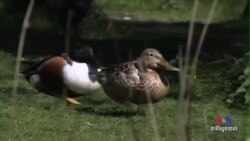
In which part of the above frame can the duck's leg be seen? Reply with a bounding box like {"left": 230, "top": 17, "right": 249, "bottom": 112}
{"left": 63, "top": 87, "right": 80, "bottom": 106}
{"left": 66, "top": 97, "right": 80, "bottom": 105}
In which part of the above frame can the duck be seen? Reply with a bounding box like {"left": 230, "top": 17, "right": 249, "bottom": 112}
{"left": 98, "top": 48, "right": 179, "bottom": 105}
{"left": 22, "top": 46, "right": 101, "bottom": 105}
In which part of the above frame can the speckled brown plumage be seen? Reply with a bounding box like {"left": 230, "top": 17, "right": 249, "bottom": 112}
{"left": 99, "top": 48, "right": 179, "bottom": 105}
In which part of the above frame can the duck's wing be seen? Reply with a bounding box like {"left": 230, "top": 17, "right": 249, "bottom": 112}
{"left": 21, "top": 55, "right": 57, "bottom": 79}
{"left": 100, "top": 61, "right": 153, "bottom": 104}
{"left": 109, "top": 61, "right": 141, "bottom": 87}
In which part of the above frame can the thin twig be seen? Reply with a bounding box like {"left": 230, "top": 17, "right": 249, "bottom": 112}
{"left": 145, "top": 89, "right": 161, "bottom": 141}
{"left": 192, "top": 0, "right": 218, "bottom": 71}
{"left": 65, "top": 10, "right": 73, "bottom": 54}
{"left": 108, "top": 20, "right": 121, "bottom": 63}
{"left": 178, "top": 46, "right": 186, "bottom": 140}
{"left": 203, "top": 108, "right": 209, "bottom": 141}
{"left": 178, "top": 0, "right": 218, "bottom": 141}
{"left": 183, "top": 0, "right": 199, "bottom": 85}
{"left": 140, "top": 48, "right": 160, "bottom": 141}
{"left": 178, "top": 1, "right": 199, "bottom": 141}
{"left": 136, "top": 56, "right": 161, "bottom": 141}
{"left": 12, "top": 0, "right": 35, "bottom": 95}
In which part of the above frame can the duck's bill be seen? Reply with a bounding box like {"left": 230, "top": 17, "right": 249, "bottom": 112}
{"left": 158, "top": 59, "right": 180, "bottom": 71}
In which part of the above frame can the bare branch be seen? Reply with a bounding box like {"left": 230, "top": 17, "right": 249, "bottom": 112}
{"left": 12, "top": 0, "right": 35, "bottom": 95}
{"left": 65, "top": 10, "right": 74, "bottom": 54}
{"left": 178, "top": 1, "right": 199, "bottom": 141}
{"left": 192, "top": 0, "right": 218, "bottom": 71}
{"left": 183, "top": 0, "right": 199, "bottom": 82}
{"left": 178, "top": 0, "right": 218, "bottom": 141}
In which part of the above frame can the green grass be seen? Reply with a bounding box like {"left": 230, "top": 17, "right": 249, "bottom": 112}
{"left": 0, "top": 51, "right": 247, "bottom": 141}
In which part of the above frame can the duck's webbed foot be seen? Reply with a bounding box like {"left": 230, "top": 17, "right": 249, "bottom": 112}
{"left": 66, "top": 97, "right": 81, "bottom": 105}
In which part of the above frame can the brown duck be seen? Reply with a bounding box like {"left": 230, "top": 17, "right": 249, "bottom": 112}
{"left": 98, "top": 48, "right": 179, "bottom": 105}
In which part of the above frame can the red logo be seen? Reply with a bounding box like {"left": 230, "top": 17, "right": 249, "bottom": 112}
{"left": 215, "top": 116, "right": 232, "bottom": 126}
{"left": 216, "top": 116, "right": 223, "bottom": 126}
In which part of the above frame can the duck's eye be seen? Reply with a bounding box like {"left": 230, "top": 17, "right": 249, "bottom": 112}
{"left": 149, "top": 53, "right": 153, "bottom": 56}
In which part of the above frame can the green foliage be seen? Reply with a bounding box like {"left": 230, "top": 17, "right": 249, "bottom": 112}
{"left": 196, "top": 54, "right": 248, "bottom": 109}
{"left": 225, "top": 54, "right": 249, "bottom": 109}
{"left": 0, "top": 52, "right": 15, "bottom": 79}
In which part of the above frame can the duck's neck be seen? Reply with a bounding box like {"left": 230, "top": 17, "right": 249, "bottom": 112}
{"left": 135, "top": 58, "right": 147, "bottom": 72}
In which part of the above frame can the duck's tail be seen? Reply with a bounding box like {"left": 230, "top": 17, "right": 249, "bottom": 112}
{"left": 21, "top": 55, "right": 56, "bottom": 80}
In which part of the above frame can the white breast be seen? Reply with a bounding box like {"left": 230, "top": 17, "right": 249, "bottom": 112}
{"left": 62, "top": 61, "right": 101, "bottom": 94}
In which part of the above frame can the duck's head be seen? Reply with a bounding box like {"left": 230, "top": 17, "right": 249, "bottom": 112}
{"left": 137, "top": 48, "right": 179, "bottom": 71}
{"left": 71, "top": 44, "right": 100, "bottom": 68}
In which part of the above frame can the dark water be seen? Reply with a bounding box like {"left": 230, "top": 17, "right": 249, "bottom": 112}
{"left": 0, "top": 17, "right": 247, "bottom": 64}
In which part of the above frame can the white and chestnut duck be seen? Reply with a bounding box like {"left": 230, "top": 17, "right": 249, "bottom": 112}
{"left": 22, "top": 47, "right": 101, "bottom": 105}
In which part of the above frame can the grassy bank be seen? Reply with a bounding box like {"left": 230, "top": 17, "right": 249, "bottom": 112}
{"left": 98, "top": 0, "right": 247, "bottom": 23}
{"left": 0, "top": 51, "right": 247, "bottom": 141}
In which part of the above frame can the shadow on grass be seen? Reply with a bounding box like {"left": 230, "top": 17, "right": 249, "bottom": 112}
{"left": 75, "top": 107, "right": 145, "bottom": 117}
{"left": 80, "top": 97, "right": 110, "bottom": 105}
{"left": 167, "top": 90, "right": 202, "bottom": 101}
